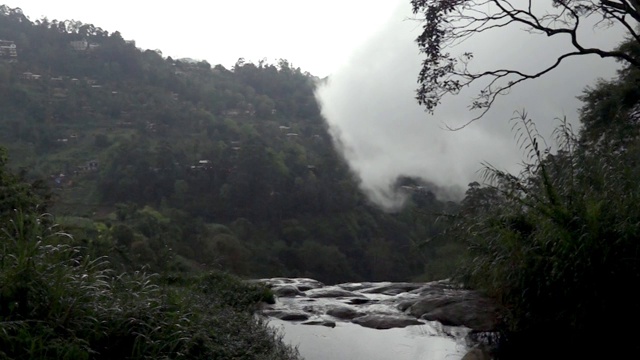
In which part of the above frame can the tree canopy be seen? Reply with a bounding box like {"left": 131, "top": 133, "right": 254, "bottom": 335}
{"left": 411, "top": 0, "right": 640, "bottom": 127}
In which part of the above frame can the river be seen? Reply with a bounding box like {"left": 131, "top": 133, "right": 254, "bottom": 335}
{"left": 256, "top": 278, "right": 491, "bottom": 360}
{"left": 270, "top": 318, "right": 469, "bottom": 360}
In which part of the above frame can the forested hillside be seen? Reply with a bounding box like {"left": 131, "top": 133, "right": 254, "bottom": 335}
{"left": 0, "top": 5, "right": 460, "bottom": 283}
{"left": 4, "top": 2, "right": 639, "bottom": 359}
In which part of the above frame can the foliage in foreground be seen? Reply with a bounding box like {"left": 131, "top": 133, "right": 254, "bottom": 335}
{"left": 454, "top": 114, "right": 640, "bottom": 358}
{"left": 0, "top": 199, "right": 298, "bottom": 358}
{"left": 448, "top": 35, "right": 640, "bottom": 358}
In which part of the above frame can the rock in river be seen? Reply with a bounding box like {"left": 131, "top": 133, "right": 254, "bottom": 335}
{"left": 262, "top": 310, "right": 309, "bottom": 321}
{"left": 272, "top": 284, "right": 303, "bottom": 297}
{"left": 326, "top": 305, "right": 364, "bottom": 320}
{"left": 306, "top": 287, "right": 367, "bottom": 299}
{"left": 351, "top": 314, "right": 424, "bottom": 329}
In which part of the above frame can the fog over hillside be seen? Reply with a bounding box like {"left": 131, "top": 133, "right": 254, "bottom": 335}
{"left": 316, "top": 1, "right": 625, "bottom": 210}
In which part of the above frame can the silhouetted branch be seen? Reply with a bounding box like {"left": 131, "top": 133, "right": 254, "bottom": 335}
{"left": 411, "top": 0, "right": 640, "bottom": 128}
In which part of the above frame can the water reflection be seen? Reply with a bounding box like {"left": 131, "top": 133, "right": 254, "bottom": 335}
{"left": 270, "top": 319, "right": 469, "bottom": 360}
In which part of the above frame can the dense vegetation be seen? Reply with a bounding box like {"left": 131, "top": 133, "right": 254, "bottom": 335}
{"left": 450, "top": 35, "right": 640, "bottom": 358}
{"left": 0, "top": 5, "right": 459, "bottom": 285}
{"left": 1, "top": 146, "right": 300, "bottom": 359}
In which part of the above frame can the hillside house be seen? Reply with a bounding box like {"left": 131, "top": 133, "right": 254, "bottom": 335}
{"left": 223, "top": 109, "right": 241, "bottom": 117}
{"left": 190, "top": 159, "right": 212, "bottom": 171}
{"left": 85, "top": 160, "right": 99, "bottom": 171}
{"left": 21, "top": 72, "right": 41, "bottom": 80}
{"left": 70, "top": 39, "right": 88, "bottom": 51}
{"left": 0, "top": 40, "right": 17, "bottom": 61}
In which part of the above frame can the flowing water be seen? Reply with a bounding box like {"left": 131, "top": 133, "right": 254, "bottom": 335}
{"left": 258, "top": 278, "right": 478, "bottom": 360}
{"left": 270, "top": 318, "right": 469, "bottom": 360}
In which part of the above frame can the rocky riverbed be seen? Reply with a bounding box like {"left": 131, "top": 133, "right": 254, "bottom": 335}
{"left": 253, "top": 278, "right": 499, "bottom": 360}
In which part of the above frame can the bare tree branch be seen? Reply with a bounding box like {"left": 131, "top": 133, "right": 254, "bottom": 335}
{"left": 411, "top": 0, "right": 640, "bottom": 127}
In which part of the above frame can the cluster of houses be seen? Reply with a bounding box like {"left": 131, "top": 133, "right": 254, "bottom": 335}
{"left": 20, "top": 72, "right": 100, "bottom": 86}
{"left": 69, "top": 39, "right": 100, "bottom": 51}
{"left": 1, "top": 38, "right": 100, "bottom": 62}
{"left": 0, "top": 37, "right": 104, "bottom": 86}
{"left": 19, "top": 72, "right": 107, "bottom": 103}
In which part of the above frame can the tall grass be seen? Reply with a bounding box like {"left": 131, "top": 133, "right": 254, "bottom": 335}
{"left": 0, "top": 210, "right": 299, "bottom": 360}
{"left": 456, "top": 114, "right": 640, "bottom": 358}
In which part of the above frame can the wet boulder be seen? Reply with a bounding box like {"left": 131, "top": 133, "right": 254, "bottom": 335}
{"left": 420, "top": 296, "right": 499, "bottom": 332}
{"left": 407, "top": 295, "right": 458, "bottom": 318}
{"left": 326, "top": 305, "right": 364, "bottom": 320}
{"left": 360, "top": 282, "right": 424, "bottom": 295}
{"left": 293, "top": 278, "right": 325, "bottom": 291}
{"left": 397, "top": 298, "right": 420, "bottom": 312}
{"left": 262, "top": 310, "right": 309, "bottom": 321}
{"left": 351, "top": 314, "right": 423, "bottom": 329}
{"left": 345, "top": 298, "right": 373, "bottom": 305}
{"left": 272, "top": 284, "right": 303, "bottom": 297}
{"left": 302, "top": 319, "right": 337, "bottom": 328}
{"left": 306, "top": 287, "right": 367, "bottom": 299}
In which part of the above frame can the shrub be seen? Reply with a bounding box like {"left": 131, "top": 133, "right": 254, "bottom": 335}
{"left": 0, "top": 211, "right": 296, "bottom": 359}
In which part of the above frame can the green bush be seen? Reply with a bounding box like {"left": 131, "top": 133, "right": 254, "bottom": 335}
{"left": 0, "top": 180, "right": 297, "bottom": 359}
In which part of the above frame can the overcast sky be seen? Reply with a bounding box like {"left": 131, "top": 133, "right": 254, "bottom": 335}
{"left": 7, "top": 0, "right": 402, "bottom": 77}
{"left": 5, "top": 0, "right": 629, "bottom": 210}
{"left": 316, "top": 1, "right": 626, "bottom": 209}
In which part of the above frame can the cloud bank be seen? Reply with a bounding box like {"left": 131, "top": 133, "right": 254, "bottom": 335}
{"left": 316, "top": 1, "right": 624, "bottom": 210}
